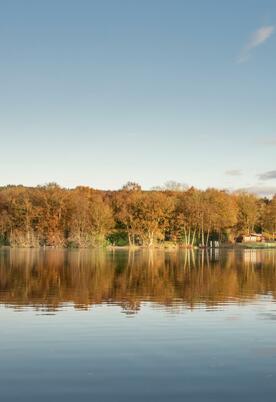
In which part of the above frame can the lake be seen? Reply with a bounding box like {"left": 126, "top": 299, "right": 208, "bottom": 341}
{"left": 1, "top": 248, "right": 276, "bottom": 401}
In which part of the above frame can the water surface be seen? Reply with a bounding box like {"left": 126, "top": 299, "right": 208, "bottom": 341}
{"left": 1, "top": 248, "right": 276, "bottom": 401}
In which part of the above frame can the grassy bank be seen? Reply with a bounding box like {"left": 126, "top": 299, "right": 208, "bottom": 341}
{"left": 238, "top": 242, "right": 276, "bottom": 249}
{"left": 1, "top": 241, "right": 276, "bottom": 250}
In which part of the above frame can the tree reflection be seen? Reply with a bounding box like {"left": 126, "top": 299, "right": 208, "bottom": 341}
{"left": 0, "top": 249, "right": 276, "bottom": 313}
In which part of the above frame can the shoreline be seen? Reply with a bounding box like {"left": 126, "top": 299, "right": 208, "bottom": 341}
{"left": 1, "top": 243, "right": 276, "bottom": 251}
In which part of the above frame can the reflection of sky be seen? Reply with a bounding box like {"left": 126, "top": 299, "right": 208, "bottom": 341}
{"left": 1, "top": 302, "right": 276, "bottom": 401}
{"left": 1, "top": 1, "right": 276, "bottom": 194}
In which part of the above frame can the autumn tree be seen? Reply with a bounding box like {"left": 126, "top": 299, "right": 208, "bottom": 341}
{"left": 111, "top": 185, "right": 142, "bottom": 246}
{"left": 174, "top": 188, "right": 203, "bottom": 246}
{"left": 201, "top": 189, "right": 238, "bottom": 245}
{"left": 132, "top": 191, "right": 175, "bottom": 247}
{"left": 32, "top": 183, "right": 68, "bottom": 246}
{"left": 0, "top": 186, "right": 39, "bottom": 247}
{"left": 67, "top": 187, "right": 114, "bottom": 247}
{"left": 235, "top": 193, "right": 259, "bottom": 235}
{"left": 263, "top": 195, "right": 276, "bottom": 240}
{"left": 0, "top": 190, "right": 12, "bottom": 244}
{"left": 121, "top": 182, "right": 142, "bottom": 192}
{"left": 175, "top": 188, "right": 238, "bottom": 247}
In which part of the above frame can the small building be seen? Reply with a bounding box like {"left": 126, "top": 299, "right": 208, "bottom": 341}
{"left": 236, "top": 233, "right": 265, "bottom": 243}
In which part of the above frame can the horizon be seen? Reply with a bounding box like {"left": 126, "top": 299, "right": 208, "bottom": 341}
{"left": 1, "top": 180, "right": 275, "bottom": 199}
{"left": 1, "top": 1, "right": 276, "bottom": 196}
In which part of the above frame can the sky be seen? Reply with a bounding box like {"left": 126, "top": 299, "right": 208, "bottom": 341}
{"left": 0, "top": 0, "right": 276, "bottom": 195}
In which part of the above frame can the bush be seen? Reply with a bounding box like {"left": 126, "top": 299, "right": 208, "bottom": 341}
{"left": 107, "top": 232, "right": 129, "bottom": 246}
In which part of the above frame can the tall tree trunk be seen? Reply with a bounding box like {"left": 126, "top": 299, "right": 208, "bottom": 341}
{"left": 148, "top": 231, "right": 154, "bottom": 247}
{"left": 191, "top": 229, "right": 196, "bottom": 247}
{"left": 183, "top": 227, "right": 187, "bottom": 246}
{"left": 188, "top": 228, "right": 191, "bottom": 245}
{"left": 128, "top": 232, "right": 133, "bottom": 247}
{"left": 206, "top": 229, "right": 210, "bottom": 247}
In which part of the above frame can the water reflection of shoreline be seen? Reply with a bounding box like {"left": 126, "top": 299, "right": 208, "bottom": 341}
{"left": 0, "top": 248, "right": 276, "bottom": 313}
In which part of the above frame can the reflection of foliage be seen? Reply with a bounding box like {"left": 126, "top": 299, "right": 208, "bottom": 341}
{"left": 1, "top": 249, "right": 276, "bottom": 313}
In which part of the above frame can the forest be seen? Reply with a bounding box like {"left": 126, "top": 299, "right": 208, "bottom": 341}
{"left": 0, "top": 182, "right": 275, "bottom": 248}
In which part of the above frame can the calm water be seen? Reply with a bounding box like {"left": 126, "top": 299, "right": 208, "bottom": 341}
{"left": 1, "top": 248, "right": 276, "bottom": 401}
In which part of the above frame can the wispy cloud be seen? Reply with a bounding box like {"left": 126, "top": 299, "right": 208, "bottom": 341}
{"left": 238, "top": 25, "right": 274, "bottom": 63}
{"left": 225, "top": 169, "right": 242, "bottom": 176}
{"left": 258, "top": 170, "right": 276, "bottom": 180}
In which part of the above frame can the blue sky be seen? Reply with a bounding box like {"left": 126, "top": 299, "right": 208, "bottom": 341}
{"left": 0, "top": 0, "right": 276, "bottom": 194}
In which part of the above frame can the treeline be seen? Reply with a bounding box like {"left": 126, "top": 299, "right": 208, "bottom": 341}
{"left": 0, "top": 182, "right": 275, "bottom": 247}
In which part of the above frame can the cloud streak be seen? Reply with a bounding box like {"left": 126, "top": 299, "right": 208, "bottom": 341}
{"left": 258, "top": 170, "right": 276, "bottom": 180}
{"left": 238, "top": 25, "right": 274, "bottom": 63}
